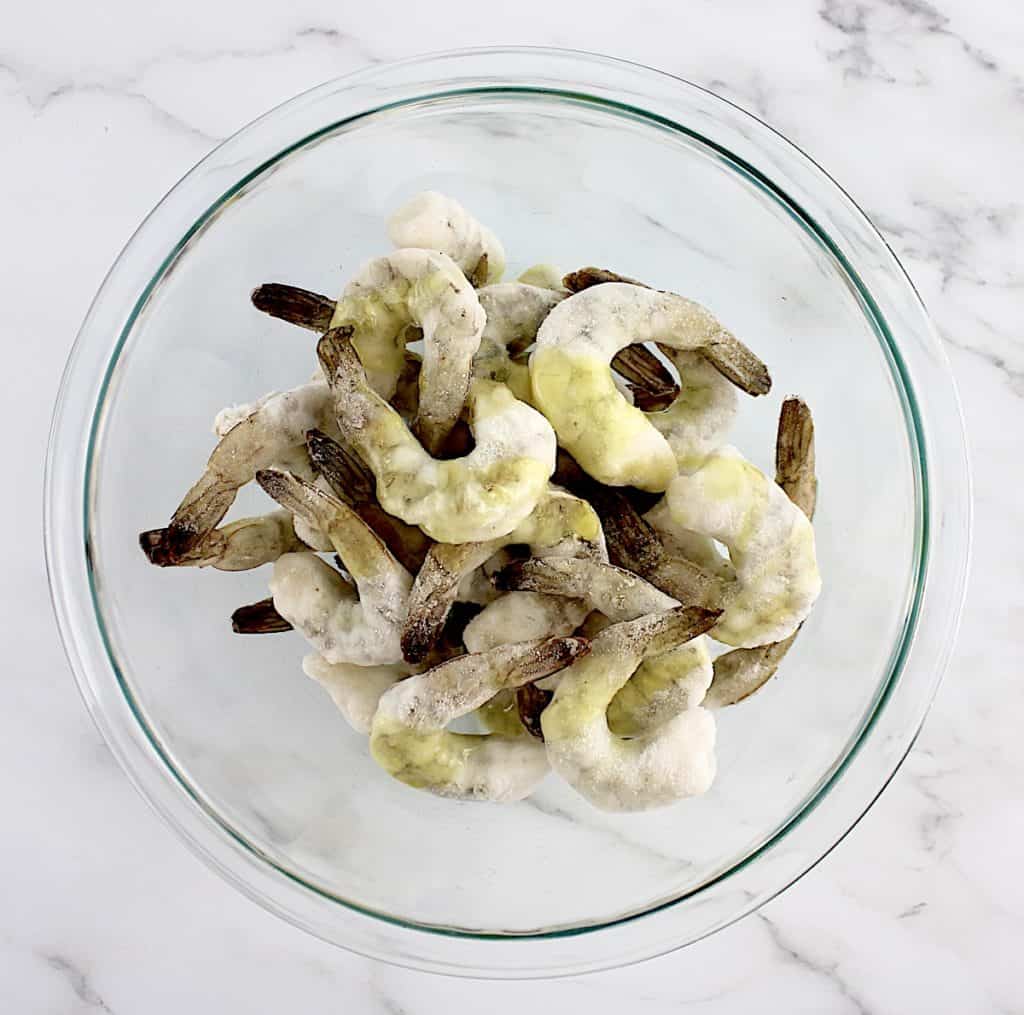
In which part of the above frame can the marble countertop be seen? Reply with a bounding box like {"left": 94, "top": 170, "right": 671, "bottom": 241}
{"left": 4, "top": 0, "right": 1020, "bottom": 1010}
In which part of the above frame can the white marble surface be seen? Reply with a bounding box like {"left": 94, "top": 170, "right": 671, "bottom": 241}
{"left": 2, "top": 0, "right": 1020, "bottom": 1010}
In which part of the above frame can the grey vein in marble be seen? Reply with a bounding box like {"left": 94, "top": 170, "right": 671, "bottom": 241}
{"left": 756, "top": 914, "right": 872, "bottom": 1015}
{"left": 40, "top": 952, "right": 114, "bottom": 1013}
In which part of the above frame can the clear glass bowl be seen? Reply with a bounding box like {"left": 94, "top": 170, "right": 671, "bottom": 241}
{"left": 45, "top": 48, "right": 970, "bottom": 977}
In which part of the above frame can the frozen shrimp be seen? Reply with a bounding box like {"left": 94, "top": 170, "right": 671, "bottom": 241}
{"left": 258, "top": 469, "right": 412, "bottom": 665}
{"left": 665, "top": 442, "right": 820, "bottom": 648}
{"left": 531, "top": 283, "right": 769, "bottom": 490}
{"left": 496, "top": 557, "right": 714, "bottom": 737}
{"left": 318, "top": 329, "right": 556, "bottom": 544}
{"left": 704, "top": 397, "right": 818, "bottom": 706}
{"left": 552, "top": 450, "right": 734, "bottom": 609}
{"left": 563, "top": 266, "right": 772, "bottom": 397}
{"left": 305, "top": 428, "right": 431, "bottom": 574}
{"left": 140, "top": 511, "right": 307, "bottom": 571}
{"left": 329, "top": 249, "right": 486, "bottom": 454}
{"left": 400, "top": 487, "right": 603, "bottom": 664}
{"left": 370, "top": 636, "right": 588, "bottom": 801}
{"left": 302, "top": 654, "right": 408, "bottom": 735}
{"left": 387, "top": 191, "right": 506, "bottom": 285}
{"left": 473, "top": 283, "right": 566, "bottom": 402}
{"left": 542, "top": 608, "right": 720, "bottom": 811}
{"left": 149, "top": 379, "right": 335, "bottom": 561}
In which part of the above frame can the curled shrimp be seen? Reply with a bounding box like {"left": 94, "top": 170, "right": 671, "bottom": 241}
{"left": 148, "top": 379, "right": 336, "bottom": 561}
{"left": 704, "top": 397, "right": 818, "bottom": 706}
{"left": 329, "top": 249, "right": 486, "bottom": 454}
{"left": 665, "top": 441, "right": 821, "bottom": 648}
{"left": 496, "top": 557, "right": 715, "bottom": 737}
{"left": 258, "top": 469, "right": 412, "bottom": 665}
{"left": 530, "top": 283, "right": 769, "bottom": 490}
{"left": 473, "top": 283, "right": 566, "bottom": 402}
{"left": 400, "top": 487, "right": 603, "bottom": 664}
{"left": 542, "top": 608, "right": 721, "bottom": 812}
{"left": 370, "top": 636, "right": 589, "bottom": 801}
{"left": 302, "top": 654, "right": 408, "bottom": 735}
{"left": 552, "top": 450, "right": 734, "bottom": 609}
{"left": 305, "top": 428, "right": 431, "bottom": 574}
{"left": 318, "top": 329, "right": 556, "bottom": 544}
{"left": 388, "top": 191, "right": 506, "bottom": 286}
{"left": 563, "top": 266, "right": 770, "bottom": 399}
{"left": 140, "top": 511, "right": 307, "bottom": 571}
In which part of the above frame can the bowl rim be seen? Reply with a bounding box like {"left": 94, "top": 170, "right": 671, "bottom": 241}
{"left": 44, "top": 45, "right": 972, "bottom": 977}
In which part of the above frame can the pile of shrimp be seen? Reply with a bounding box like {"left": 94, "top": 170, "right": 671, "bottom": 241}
{"left": 140, "top": 192, "right": 821, "bottom": 812}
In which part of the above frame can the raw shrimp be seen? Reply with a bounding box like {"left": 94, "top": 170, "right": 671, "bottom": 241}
{"left": 647, "top": 348, "right": 737, "bottom": 472}
{"left": 305, "top": 428, "right": 431, "bottom": 574}
{"left": 563, "top": 266, "right": 772, "bottom": 398}
{"left": 370, "top": 636, "right": 589, "bottom": 801}
{"left": 231, "top": 597, "right": 293, "bottom": 634}
{"left": 531, "top": 283, "right": 769, "bottom": 490}
{"left": 258, "top": 469, "right": 412, "bottom": 665}
{"left": 704, "top": 397, "right": 818, "bottom": 706}
{"left": 140, "top": 511, "right": 306, "bottom": 570}
{"left": 388, "top": 191, "right": 506, "bottom": 285}
{"left": 150, "top": 379, "right": 335, "bottom": 561}
{"left": 496, "top": 557, "right": 716, "bottom": 737}
{"left": 542, "top": 608, "right": 721, "bottom": 811}
{"left": 517, "top": 264, "right": 565, "bottom": 290}
{"left": 495, "top": 557, "right": 678, "bottom": 623}
{"left": 318, "top": 329, "right": 556, "bottom": 544}
{"left": 552, "top": 450, "right": 734, "bottom": 609}
{"left": 302, "top": 653, "right": 408, "bottom": 735}
{"left": 665, "top": 443, "right": 820, "bottom": 648}
{"left": 473, "top": 283, "right": 566, "bottom": 402}
{"left": 249, "top": 282, "right": 426, "bottom": 419}
{"left": 400, "top": 487, "right": 604, "bottom": 663}
{"left": 329, "top": 249, "right": 486, "bottom": 454}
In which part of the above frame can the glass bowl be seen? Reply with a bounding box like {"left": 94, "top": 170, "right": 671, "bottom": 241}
{"left": 45, "top": 48, "right": 970, "bottom": 977}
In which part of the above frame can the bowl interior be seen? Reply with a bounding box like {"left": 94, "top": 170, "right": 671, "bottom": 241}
{"left": 88, "top": 91, "right": 920, "bottom": 935}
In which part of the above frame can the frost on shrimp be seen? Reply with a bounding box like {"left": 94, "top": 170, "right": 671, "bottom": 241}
{"left": 495, "top": 556, "right": 716, "bottom": 736}
{"left": 542, "top": 608, "right": 721, "bottom": 812}
{"left": 473, "top": 283, "right": 566, "bottom": 403}
{"left": 704, "top": 396, "right": 819, "bottom": 706}
{"left": 530, "top": 283, "right": 769, "bottom": 490}
{"left": 147, "top": 379, "right": 336, "bottom": 561}
{"left": 388, "top": 191, "right": 506, "bottom": 285}
{"left": 140, "top": 510, "right": 307, "bottom": 571}
{"left": 399, "top": 487, "right": 604, "bottom": 664}
{"left": 666, "top": 446, "right": 821, "bottom": 648}
{"left": 318, "top": 329, "right": 556, "bottom": 544}
{"left": 302, "top": 653, "right": 407, "bottom": 735}
{"left": 258, "top": 469, "right": 412, "bottom": 665}
{"left": 329, "top": 248, "right": 485, "bottom": 455}
{"left": 370, "top": 636, "right": 588, "bottom": 802}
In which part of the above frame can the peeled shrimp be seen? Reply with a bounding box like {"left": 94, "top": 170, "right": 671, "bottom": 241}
{"left": 258, "top": 469, "right": 412, "bottom": 665}
{"left": 704, "top": 397, "right": 818, "bottom": 706}
{"left": 530, "top": 283, "right": 769, "bottom": 490}
{"left": 665, "top": 444, "right": 821, "bottom": 648}
{"left": 318, "top": 329, "right": 556, "bottom": 544}
{"left": 329, "top": 248, "right": 485, "bottom": 454}
{"left": 552, "top": 450, "right": 734, "bottom": 609}
{"left": 400, "top": 487, "right": 604, "bottom": 663}
{"left": 370, "top": 636, "right": 588, "bottom": 801}
{"left": 473, "top": 283, "right": 566, "bottom": 402}
{"left": 388, "top": 191, "right": 506, "bottom": 286}
{"left": 542, "top": 608, "right": 720, "bottom": 811}
{"left": 302, "top": 653, "right": 408, "bottom": 735}
{"left": 305, "top": 429, "right": 431, "bottom": 574}
{"left": 140, "top": 511, "right": 306, "bottom": 571}
{"left": 151, "top": 379, "right": 335, "bottom": 560}
{"left": 496, "top": 556, "right": 716, "bottom": 737}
